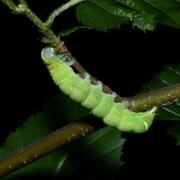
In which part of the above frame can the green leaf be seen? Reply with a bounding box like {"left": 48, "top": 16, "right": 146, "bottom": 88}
{"left": 142, "top": 63, "right": 180, "bottom": 120}
{"left": 0, "top": 93, "right": 89, "bottom": 179}
{"left": 40, "top": 92, "right": 90, "bottom": 124}
{"left": 144, "top": 0, "right": 180, "bottom": 26}
{"left": 76, "top": 0, "right": 180, "bottom": 31}
{"left": 56, "top": 126, "right": 125, "bottom": 180}
{"left": 76, "top": 0, "right": 128, "bottom": 31}
{"left": 0, "top": 117, "right": 67, "bottom": 179}
{"left": 0, "top": 94, "right": 124, "bottom": 179}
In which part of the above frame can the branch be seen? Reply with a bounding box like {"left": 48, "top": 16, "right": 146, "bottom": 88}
{"left": 0, "top": 122, "right": 95, "bottom": 177}
{"left": 125, "top": 83, "right": 180, "bottom": 112}
{"left": 2, "top": 0, "right": 60, "bottom": 46}
{"left": 46, "top": 0, "right": 86, "bottom": 27}
{"left": 1, "top": 0, "right": 19, "bottom": 13}
{"left": 55, "top": 42, "right": 123, "bottom": 102}
{"left": 17, "top": 3, "right": 60, "bottom": 46}
{"left": 0, "top": 84, "right": 179, "bottom": 177}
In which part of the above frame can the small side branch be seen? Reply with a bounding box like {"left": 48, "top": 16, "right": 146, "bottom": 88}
{"left": 16, "top": 3, "right": 60, "bottom": 46}
{"left": 46, "top": 0, "right": 86, "bottom": 27}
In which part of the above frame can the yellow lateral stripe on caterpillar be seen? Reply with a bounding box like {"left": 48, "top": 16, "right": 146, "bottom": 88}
{"left": 41, "top": 47, "right": 156, "bottom": 133}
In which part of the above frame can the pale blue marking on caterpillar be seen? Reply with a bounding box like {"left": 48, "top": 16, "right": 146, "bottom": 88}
{"left": 41, "top": 47, "right": 156, "bottom": 133}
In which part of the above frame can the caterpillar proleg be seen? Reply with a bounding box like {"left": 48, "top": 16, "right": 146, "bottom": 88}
{"left": 41, "top": 47, "right": 156, "bottom": 133}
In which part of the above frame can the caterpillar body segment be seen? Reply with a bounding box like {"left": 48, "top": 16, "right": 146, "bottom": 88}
{"left": 41, "top": 47, "right": 156, "bottom": 133}
{"left": 60, "top": 73, "right": 81, "bottom": 95}
{"left": 70, "top": 74, "right": 91, "bottom": 102}
{"left": 81, "top": 83, "right": 103, "bottom": 109}
{"left": 103, "top": 103, "right": 125, "bottom": 128}
{"left": 92, "top": 93, "right": 115, "bottom": 118}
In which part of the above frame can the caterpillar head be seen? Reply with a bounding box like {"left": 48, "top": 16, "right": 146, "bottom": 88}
{"left": 41, "top": 47, "right": 58, "bottom": 65}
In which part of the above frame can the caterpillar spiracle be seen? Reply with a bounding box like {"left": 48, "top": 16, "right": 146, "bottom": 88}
{"left": 41, "top": 47, "right": 156, "bottom": 133}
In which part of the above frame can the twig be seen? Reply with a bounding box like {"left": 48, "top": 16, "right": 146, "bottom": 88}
{"left": 0, "top": 122, "right": 94, "bottom": 177}
{"left": 2, "top": 0, "right": 60, "bottom": 46}
{"left": 0, "top": 83, "right": 179, "bottom": 177}
{"left": 55, "top": 41, "right": 123, "bottom": 101}
{"left": 46, "top": 0, "right": 86, "bottom": 27}
{"left": 1, "top": 0, "right": 19, "bottom": 13}
{"left": 125, "top": 83, "right": 180, "bottom": 112}
{"left": 16, "top": 3, "right": 60, "bottom": 46}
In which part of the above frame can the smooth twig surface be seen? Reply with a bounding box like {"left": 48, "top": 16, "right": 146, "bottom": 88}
{"left": 126, "top": 84, "right": 180, "bottom": 112}
{"left": 0, "top": 122, "right": 94, "bottom": 177}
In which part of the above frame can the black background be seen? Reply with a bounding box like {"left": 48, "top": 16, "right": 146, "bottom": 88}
{"left": 0, "top": 0, "right": 180, "bottom": 179}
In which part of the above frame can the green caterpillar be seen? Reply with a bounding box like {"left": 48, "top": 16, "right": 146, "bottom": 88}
{"left": 41, "top": 47, "right": 156, "bottom": 133}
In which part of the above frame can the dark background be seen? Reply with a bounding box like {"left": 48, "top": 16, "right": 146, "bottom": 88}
{"left": 0, "top": 0, "right": 180, "bottom": 179}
